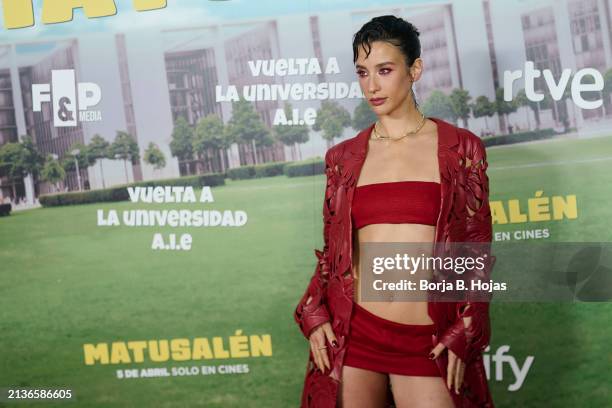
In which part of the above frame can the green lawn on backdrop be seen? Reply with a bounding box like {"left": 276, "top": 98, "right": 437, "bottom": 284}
{"left": 1, "top": 134, "right": 611, "bottom": 407}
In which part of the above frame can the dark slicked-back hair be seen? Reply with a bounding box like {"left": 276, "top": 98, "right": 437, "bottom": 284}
{"left": 352, "top": 15, "right": 421, "bottom": 68}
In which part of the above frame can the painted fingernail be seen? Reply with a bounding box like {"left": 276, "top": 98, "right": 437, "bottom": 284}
{"left": 332, "top": 341, "right": 338, "bottom": 348}
{"left": 429, "top": 352, "right": 435, "bottom": 360}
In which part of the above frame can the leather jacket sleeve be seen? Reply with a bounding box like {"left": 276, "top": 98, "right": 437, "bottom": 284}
{"left": 294, "top": 150, "right": 334, "bottom": 339}
{"left": 439, "top": 134, "right": 496, "bottom": 364}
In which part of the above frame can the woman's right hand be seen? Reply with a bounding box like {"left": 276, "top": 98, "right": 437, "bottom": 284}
{"left": 308, "top": 321, "right": 338, "bottom": 373}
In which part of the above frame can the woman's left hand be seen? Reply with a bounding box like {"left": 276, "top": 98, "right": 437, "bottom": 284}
{"left": 430, "top": 343, "right": 465, "bottom": 394}
{"left": 430, "top": 315, "right": 472, "bottom": 394}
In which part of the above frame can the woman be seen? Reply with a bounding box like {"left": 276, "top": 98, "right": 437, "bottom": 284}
{"left": 294, "top": 15, "right": 495, "bottom": 408}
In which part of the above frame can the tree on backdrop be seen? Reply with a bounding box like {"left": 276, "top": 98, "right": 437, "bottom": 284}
{"left": 313, "top": 101, "right": 351, "bottom": 148}
{"left": 0, "top": 135, "right": 44, "bottom": 199}
{"left": 169, "top": 116, "right": 195, "bottom": 175}
{"left": 88, "top": 134, "right": 110, "bottom": 189}
{"left": 143, "top": 142, "right": 166, "bottom": 177}
{"left": 110, "top": 131, "right": 140, "bottom": 184}
{"left": 449, "top": 88, "right": 472, "bottom": 128}
{"left": 40, "top": 154, "right": 66, "bottom": 193}
{"left": 471, "top": 95, "right": 496, "bottom": 132}
{"left": 514, "top": 89, "right": 533, "bottom": 130}
{"left": 352, "top": 99, "right": 377, "bottom": 131}
{"left": 225, "top": 98, "right": 271, "bottom": 165}
{"left": 60, "top": 142, "right": 94, "bottom": 173}
{"left": 421, "top": 90, "right": 454, "bottom": 123}
{"left": 495, "top": 87, "right": 519, "bottom": 133}
{"left": 194, "top": 114, "right": 228, "bottom": 173}
{"left": 273, "top": 102, "right": 309, "bottom": 161}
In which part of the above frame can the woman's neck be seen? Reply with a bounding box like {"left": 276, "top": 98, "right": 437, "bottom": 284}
{"left": 377, "top": 104, "right": 423, "bottom": 138}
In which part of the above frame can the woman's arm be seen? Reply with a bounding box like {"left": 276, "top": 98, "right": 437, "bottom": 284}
{"left": 294, "top": 149, "right": 334, "bottom": 338}
{"left": 439, "top": 133, "right": 496, "bottom": 364}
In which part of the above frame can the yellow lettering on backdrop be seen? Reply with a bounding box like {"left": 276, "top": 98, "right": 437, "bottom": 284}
{"left": 490, "top": 201, "right": 508, "bottom": 225}
{"left": 171, "top": 338, "right": 191, "bottom": 361}
{"left": 133, "top": 0, "right": 167, "bottom": 11}
{"left": 83, "top": 343, "right": 109, "bottom": 365}
{"left": 192, "top": 338, "right": 214, "bottom": 359}
{"left": 3, "top": 0, "right": 167, "bottom": 29}
{"left": 110, "top": 341, "right": 131, "bottom": 364}
{"left": 212, "top": 337, "right": 230, "bottom": 358}
{"left": 508, "top": 199, "right": 527, "bottom": 223}
{"left": 2, "top": 0, "right": 34, "bottom": 29}
{"left": 42, "top": 0, "right": 117, "bottom": 24}
{"left": 552, "top": 194, "right": 578, "bottom": 220}
{"left": 250, "top": 334, "right": 273, "bottom": 357}
{"left": 127, "top": 341, "right": 147, "bottom": 363}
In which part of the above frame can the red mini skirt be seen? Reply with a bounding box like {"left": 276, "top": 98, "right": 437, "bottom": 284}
{"left": 343, "top": 302, "right": 440, "bottom": 376}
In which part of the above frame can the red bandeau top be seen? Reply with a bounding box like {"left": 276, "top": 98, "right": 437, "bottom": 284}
{"left": 351, "top": 180, "right": 441, "bottom": 230}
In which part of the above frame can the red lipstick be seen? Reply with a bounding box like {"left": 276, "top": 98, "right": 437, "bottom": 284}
{"left": 370, "top": 97, "right": 387, "bottom": 106}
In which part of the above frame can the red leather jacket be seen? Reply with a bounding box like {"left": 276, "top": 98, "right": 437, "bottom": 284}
{"left": 294, "top": 117, "right": 496, "bottom": 407}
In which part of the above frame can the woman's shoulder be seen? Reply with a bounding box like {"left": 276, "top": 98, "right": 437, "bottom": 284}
{"left": 451, "top": 122, "right": 488, "bottom": 160}
{"left": 324, "top": 124, "right": 374, "bottom": 164}
{"left": 429, "top": 117, "right": 488, "bottom": 163}
{"left": 456, "top": 126, "right": 483, "bottom": 146}
{"left": 433, "top": 117, "right": 479, "bottom": 145}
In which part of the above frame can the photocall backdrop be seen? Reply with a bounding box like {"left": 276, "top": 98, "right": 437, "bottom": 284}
{"left": 0, "top": 0, "right": 611, "bottom": 407}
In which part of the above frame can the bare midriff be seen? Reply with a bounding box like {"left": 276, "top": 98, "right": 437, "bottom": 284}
{"left": 352, "top": 223, "right": 436, "bottom": 325}
{"left": 350, "top": 119, "right": 440, "bottom": 325}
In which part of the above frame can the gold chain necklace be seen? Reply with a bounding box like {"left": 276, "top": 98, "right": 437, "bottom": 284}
{"left": 372, "top": 111, "right": 427, "bottom": 141}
